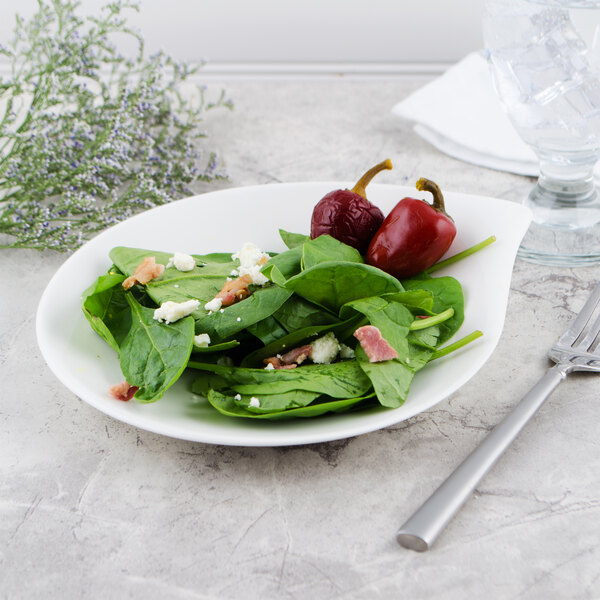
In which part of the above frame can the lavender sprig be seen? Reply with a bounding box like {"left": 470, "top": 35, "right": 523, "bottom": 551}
{"left": 0, "top": 0, "right": 232, "bottom": 251}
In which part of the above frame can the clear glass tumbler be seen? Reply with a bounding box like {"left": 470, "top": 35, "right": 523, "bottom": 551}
{"left": 483, "top": 0, "right": 600, "bottom": 266}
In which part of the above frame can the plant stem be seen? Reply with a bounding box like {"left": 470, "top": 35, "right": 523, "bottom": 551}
{"left": 409, "top": 307, "right": 454, "bottom": 331}
{"left": 425, "top": 236, "right": 496, "bottom": 274}
{"left": 430, "top": 330, "right": 483, "bottom": 360}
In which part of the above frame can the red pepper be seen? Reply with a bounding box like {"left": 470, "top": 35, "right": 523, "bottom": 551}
{"left": 310, "top": 159, "right": 391, "bottom": 253}
{"left": 366, "top": 178, "right": 456, "bottom": 278}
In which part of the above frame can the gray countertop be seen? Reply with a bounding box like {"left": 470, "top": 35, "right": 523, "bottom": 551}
{"left": 2, "top": 76, "right": 599, "bottom": 599}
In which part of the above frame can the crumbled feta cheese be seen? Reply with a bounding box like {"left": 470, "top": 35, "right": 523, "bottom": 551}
{"left": 249, "top": 397, "right": 260, "bottom": 408}
{"left": 230, "top": 269, "right": 239, "bottom": 276}
{"left": 153, "top": 299, "right": 200, "bottom": 324}
{"left": 174, "top": 284, "right": 180, "bottom": 288}
{"left": 232, "top": 242, "right": 269, "bottom": 267}
{"left": 219, "top": 308, "right": 225, "bottom": 313}
{"left": 232, "top": 242, "right": 270, "bottom": 285}
{"left": 264, "top": 363, "right": 275, "bottom": 370}
{"left": 236, "top": 317, "right": 241, "bottom": 322}
{"left": 339, "top": 343, "right": 355, "bottom": 359}
{"left": 310, "top": 332, "right": 341, "bottom": 364}
{"left": 204, "top": 297, "right": 222, "bottom": 312}
{"left": 234, "top": 393, "right": 242, "bottom": 401}
{"left": 167, "top": 252, "right": 196, "bottom": 272}
{"left": 193, "top": 333, "right": 211, "bottom": 347}
{"left": 241, "top": 264, "right": 269, "bottom": 285}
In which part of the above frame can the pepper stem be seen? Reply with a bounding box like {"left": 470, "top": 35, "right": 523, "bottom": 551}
{"left": 415, "top": 177, "right": 452, "bottom": 220}
{"left": 350, "top": 159, "right": 393, "bottom": 198}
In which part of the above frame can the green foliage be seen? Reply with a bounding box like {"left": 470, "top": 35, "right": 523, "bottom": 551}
{"left": 81, "top": 232, "right": 483, "bottom": 416}
{"left": 0, "top": 0, "right": 231, "bottom": 251}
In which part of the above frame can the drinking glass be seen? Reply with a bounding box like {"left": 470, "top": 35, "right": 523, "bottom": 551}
{"left": 483, "top": 0, "right": 600, "bottom": 265}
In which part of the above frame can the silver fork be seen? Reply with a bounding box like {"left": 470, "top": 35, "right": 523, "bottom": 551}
{"left": 396, "top": 283, "right": 600, "bottom": 552}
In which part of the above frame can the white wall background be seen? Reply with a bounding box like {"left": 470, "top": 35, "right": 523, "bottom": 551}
{"left": 0, "top": 1, "right": 483, "bottom": 68}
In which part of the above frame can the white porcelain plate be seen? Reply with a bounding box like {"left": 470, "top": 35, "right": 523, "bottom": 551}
{"left": 36, "top": 182, "right": 531, "bottom": 446}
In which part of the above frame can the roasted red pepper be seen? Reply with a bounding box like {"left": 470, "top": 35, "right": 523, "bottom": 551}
{"left": 366, "top": 177, "right": 456, "bottom": 278}
{"left": 310, "top": 159, "right": 391, "bottom": 253}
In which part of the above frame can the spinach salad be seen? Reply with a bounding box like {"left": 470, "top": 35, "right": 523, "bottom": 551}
{"left": 81, "top": 230, "right": 488, "bottom": 420}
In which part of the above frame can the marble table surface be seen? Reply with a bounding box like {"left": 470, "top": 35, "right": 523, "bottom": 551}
{"left": 2, "top": 75, "right": 599, "bottom": 599}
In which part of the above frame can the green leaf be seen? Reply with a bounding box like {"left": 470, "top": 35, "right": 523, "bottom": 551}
{"left": 189, "top": 359, "right": 372, "bottom": 398}
{"left": 120, "top": 294, "right": 195, "bottom": 403}
{"left": 301, "top": 235, "right": 364, "bottom": 270}
{"left": 273, "top": 295, "right": 340, "bottom": 333}
{"left": 402, "top": 276, "right": 464, "bottom": 344}
{"left": 194, "top": 285, "right": 292, "bottom": 342}
{"left": 81, "top": 270, "right": 130, "bottom": 352}
{"left": 232, "top": 389, "right": 321, "bottom": 412}
{"left": 262, "top": 244, "right": 304, "bottom": 280}
{"left": 284, "top": 261, "right": 403, "bottom": 313}
{"left": 245, "top": 315, "right": 289, "bottom": 346}
{"left": 340, "top": 296, "right": 414, "bottom": 363}
{"left": 191, "top": 339, "right": 240, "bottom": 354}
{"left": 354, "top": 345, "right": 414, "bottom": 408}
{"left": 382, "top": 289, "right": 435, "bottom": 313}
{"left": 109, "top": 246, "right": 236, "bottom": 317}
{"left": 205, "top": 389, "right": 375, "bottom": 420}
{"left": 279, "top": 229, "right": 310, "bottom": 249}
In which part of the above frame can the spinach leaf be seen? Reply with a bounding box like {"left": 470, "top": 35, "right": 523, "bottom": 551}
{"left": 284, "top": 261, "right": 403, "bottom": 313}
{"left": 245, "top": 315, "right": 289, "bottom": 346}
{"left": 382, "top": 289, "right": 435, "bottom": 313}
{"left": 81, "top": 270, "right": 130, "bottom": 352}
{"left": 279, "top": 229, "right": 310, "bottom": 249}
{"left": 273, "top": 295, "right": 340, "bottom": 333}
{"left": 407, "top": 326, "right": 440, "bottom": 370}
{"left": 194, "top": 285, "right": 292, "bottom": 342}
{"left": 206, "top": 389, "right": 375, "bottom": 420}
{"left": 354, "top": 345, "right": 414, "bottom": 408}
{"left": 340, "top": 296, "right": 414, "bottom": 363}
{"left": 189, "top": 359, "right": 372, "bottom": 398}
{"left": 109, "top": 246, "right": 237, "bottom": 318}
{"left": 262, "top": 245, "right": 303, "bottom": 280}
{"left": 120, "top": 294, "right": 195, "bottom": 403}
{"left": 301, "top": 235, "right": 363, "bottom": 270}
{"left": 232, "top": 389, "right": 321, "bottom": 412}
{"left": 192, "top": 340, "right": 240, "bottom": 354}
{"left": 402, "top": 276, "right": 464, "bottom": 343}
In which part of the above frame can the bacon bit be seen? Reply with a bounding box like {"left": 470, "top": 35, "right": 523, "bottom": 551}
{"left": 353, "top": 325, "right": 398, "bottom": 362}
{"left": 122, "top": 257, "right": 164, "bottom": 290}
{"left": 262, "top": 343, "right": 312, "bottom": 370}
{"left": 215, "top": 274, "right": 253, "bottom": 307}
{"left": 109, "top": 381, "right": 139, "bottom": 401}
{"left": 416, "top": 315, "right": 430, "bottom": 319}
{"left": 263, "top": 356, "right": 298, "bottom": 370}
{"left": 281, "top": 344, "right": 312, "bottom": 365}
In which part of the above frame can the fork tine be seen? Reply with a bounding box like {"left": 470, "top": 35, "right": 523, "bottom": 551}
{"left": 578, "top": 309, "right": 600, "bottom": 352}
{"left": 558, "top": 284, "right": 600, "bottom": 347}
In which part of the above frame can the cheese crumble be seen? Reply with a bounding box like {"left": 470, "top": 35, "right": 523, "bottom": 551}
{"left": 193, "top": 333, "right": 211, "bottom": 347}
{"left": 232, "top": 242, "right": 269, "bottom": 286}
{"left": 153, "top": 299, "right": 200, "bottom": 324}
{"left": 204, "top": 297, "right": 223, "bottom": 312}
{"left": 310, "top": 331, "right": 341, "bottom": 364}
{"left": 167, "top": 252, "right": 196, "bottom": 272}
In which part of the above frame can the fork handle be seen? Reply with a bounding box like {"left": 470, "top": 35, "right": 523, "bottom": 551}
{"left": 396, "top": 364, "right": 567, "bottom": 552}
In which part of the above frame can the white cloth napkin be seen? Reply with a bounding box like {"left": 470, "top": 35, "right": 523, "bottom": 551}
{"left": 392, "top": 52, "right": 540, "bottom": 176}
